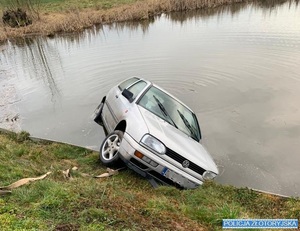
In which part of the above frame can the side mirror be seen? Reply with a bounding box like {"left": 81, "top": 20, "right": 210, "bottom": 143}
{"left": 122, "top": 89, "right": 134, "bottom": 102}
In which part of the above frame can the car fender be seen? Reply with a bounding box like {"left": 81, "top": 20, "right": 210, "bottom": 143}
{"left": 119, "top": 104, "right": 149, "bottom": 143}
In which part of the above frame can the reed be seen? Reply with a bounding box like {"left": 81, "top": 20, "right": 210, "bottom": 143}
{"left": 0, "top": 0, "right": 285, "bottom": 43}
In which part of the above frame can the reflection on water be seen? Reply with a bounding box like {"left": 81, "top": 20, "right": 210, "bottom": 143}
{"left": 55, "top": 18, "right": 156, "bottom": 47}
{"left": 2, "top": 38, "right": 63, "bottom": 103}
{"left": 0, "top": 0, "right": 300, "bottom": 196}
{"left": 168, "top": 3, "right": 248, "bottom": 22}
{"left": 0, "top": 69, "right": 21, "bottom": 131}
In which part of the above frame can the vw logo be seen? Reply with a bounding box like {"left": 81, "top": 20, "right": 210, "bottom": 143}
{"left": 182, "top": 160, "right": 190, "bottom": 168}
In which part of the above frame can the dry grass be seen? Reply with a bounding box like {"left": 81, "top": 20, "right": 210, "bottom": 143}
{"left": 0, "top": 0, "right": 246, "bottom": 43}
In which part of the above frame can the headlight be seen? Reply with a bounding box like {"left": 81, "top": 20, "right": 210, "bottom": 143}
{"left": 140, "top": 134, "right": 166, "bottom": 154}
{"left": 203, "top": 171, "right": 217, "bottom": 180}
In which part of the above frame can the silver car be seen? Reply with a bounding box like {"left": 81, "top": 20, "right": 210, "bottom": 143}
{"left": 94, "top": 77, "right": 218, "bottom": 188}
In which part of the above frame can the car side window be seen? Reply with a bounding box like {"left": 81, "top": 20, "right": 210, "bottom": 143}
{"left": 118, "top": 77, "right": 139, "bottom": 91}
{"left": 127, "top": 80, "right": 147, "bottom": 100}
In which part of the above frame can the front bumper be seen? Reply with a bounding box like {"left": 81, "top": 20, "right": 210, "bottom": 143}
{"left": 119, "top": 132, "right": 203, "bottom": 189}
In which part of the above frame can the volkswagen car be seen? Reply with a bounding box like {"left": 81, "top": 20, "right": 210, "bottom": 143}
{"left": 94, "top": 77, "right": 218, "bottom": 188}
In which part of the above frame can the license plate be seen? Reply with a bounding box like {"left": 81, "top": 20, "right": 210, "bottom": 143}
{"left": 161, "top": 167, "right": 185, "bottom": 186}
{"left": 161, "top": 167, "right": 176, "bottom": 179}
{"left": 161, "top": 167, "right": 169, "bottom": 176}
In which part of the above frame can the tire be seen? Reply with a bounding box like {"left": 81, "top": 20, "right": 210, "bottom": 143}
{"left": 99, "top": 130, "right": 124, "bottom": 167}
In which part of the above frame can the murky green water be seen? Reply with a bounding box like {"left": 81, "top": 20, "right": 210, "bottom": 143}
{"left": 1, "top": 1, "right": 299, "bottom": 196}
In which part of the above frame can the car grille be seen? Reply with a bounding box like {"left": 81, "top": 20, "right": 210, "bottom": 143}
{"left": 165, "top": 147, "right": 206, "bottom": 175}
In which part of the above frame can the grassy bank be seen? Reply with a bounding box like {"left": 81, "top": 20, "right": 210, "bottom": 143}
{"left": 0, "top": 130, "right": 299, "bottom": 230}
{"left": 0, "top": 0, "right": 245, "bottom": 43}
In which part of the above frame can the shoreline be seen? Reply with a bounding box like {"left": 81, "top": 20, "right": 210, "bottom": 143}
{"left": 0, "top": 0, "right": 245, "bottom": 43}
{"left": 0, "top": 127, "right": 291, "bottom": 199}
{"left": 0, "top": 128, "right": 298, "bottom": 230}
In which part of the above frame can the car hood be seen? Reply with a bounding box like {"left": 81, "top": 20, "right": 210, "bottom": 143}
{"left": 138, "top": 106, "right": 218, "bottom": 174}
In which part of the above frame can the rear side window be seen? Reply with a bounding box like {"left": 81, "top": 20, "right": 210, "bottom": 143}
{"left": 118, "top": 77, "right": 139, "bottom": 91}
{"left": 127, "top": 80, "right": 147, "bottom": 100}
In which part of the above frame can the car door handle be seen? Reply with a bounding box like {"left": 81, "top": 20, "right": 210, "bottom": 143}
{"left": 115, "top": 95, "right": 118, "bottom": 98}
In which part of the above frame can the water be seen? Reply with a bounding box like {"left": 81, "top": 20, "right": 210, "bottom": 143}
{"left": 1, "top": 1, "right": 299, "bottom": 197}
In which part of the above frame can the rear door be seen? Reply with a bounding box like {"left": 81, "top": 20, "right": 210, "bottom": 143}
{"left": 112, "top": 79, "right": 148, "bottom": 123}
{"left": 104, "top": 77, "right": 150, "bottom": 131}
{"left": 102, "top": 78, "right": 139, "bottom": 132}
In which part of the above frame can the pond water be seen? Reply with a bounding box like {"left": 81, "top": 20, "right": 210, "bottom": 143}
{"left": 1, "top": 0, "right": 299, "bottom": 197}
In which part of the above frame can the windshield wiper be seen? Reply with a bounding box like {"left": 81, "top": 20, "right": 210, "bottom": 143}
{"left": 153, "top": 95, "right": 178, "bottom": 128}
{"left": 177, "top": 109, "right": 198, "bottom": 140}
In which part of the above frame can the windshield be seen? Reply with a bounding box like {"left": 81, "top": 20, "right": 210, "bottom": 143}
{"left": 138, "top": 86, "right": 201, "bottom": 141}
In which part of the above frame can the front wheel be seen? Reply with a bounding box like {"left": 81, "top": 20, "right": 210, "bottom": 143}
{"left": 99, "top": 130, "right": 124, "bottom": 167}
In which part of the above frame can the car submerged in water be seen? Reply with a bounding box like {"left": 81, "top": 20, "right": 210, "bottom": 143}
{"left": 94, "top": 77, "right": 218, "bottom": 188}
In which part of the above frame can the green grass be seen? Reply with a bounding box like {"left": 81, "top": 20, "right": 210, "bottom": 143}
{"left": 0, "top": 130, "right": 299, "bottom": 230}
{"left": 0, "top": 0, "right": 142, "bottom": 14}
{"left": 37, "top": 0, "right": 142, "bottom": 12}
